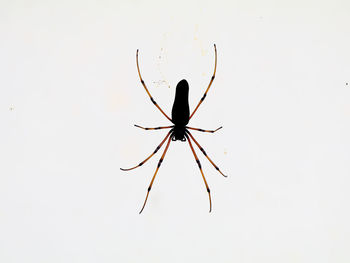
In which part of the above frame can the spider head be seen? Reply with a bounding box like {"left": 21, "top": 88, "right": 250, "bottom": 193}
{"left": 172, "top": 126, "right": 187, "bottom": 141}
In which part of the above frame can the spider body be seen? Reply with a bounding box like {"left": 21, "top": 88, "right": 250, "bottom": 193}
{"left": 171, "top": 79, "right": 190, "bottom": 141}
{"left": 121, "top": 44, "right": 226, "bottom": 213}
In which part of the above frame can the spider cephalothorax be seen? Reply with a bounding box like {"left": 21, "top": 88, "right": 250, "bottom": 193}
{"left": 171, "top": 126, "right": 187, "bottom": 141}
{"left": 121, "top": 44, "right": 226, "bottom": 213}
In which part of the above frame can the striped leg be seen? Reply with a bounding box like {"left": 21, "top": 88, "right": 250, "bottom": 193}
{"left": 136, "top": 49, "right": 172, "bottom": 122}
{"left": 139, "top": 135, "right": 172, "bottom": 214}
{"left": 189, "top": 44, "right": 217, "bottom": 120}
{"left": 185, "top": 133, "right": 212, "bottom": 212}
{"left": 186, "top": 131, "right": 227, "bottom": 177}
{"left": 186, "top": 126, "right": 222, "bottom": 133}
{"left": 120, "top": 130, "right": 172, "bottom": 171}
{"left": 134, "top": 124, "right": 174, "bottom": 131}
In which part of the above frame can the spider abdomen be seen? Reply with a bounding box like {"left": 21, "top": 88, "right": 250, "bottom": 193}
{"left": 171, "top": 79, "right": 190, "bottom": 126}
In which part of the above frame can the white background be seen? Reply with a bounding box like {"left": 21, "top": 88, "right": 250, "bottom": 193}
{"left": 1, "top": 0, "right": 350, "bottom": 262}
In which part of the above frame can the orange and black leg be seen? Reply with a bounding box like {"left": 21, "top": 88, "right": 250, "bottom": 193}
{"left": 120, "top": 130, "right": 172, "bottom": 171}
{"left": 185, "top": 133, "right": 212, "bottom": 212}
{"left": 134, "top": 124, "right": 174, "bottom": 131}
{"left": 186, "top": 126, "right": 222, "bottom": 133}
{"left": 189, "top": 44, "right": 217, "bottom": 120}
{"left": 186, "top": 131, "right": 227, "bottom": 177}
{"left": 139, "top": 135, "right": 172, "bottom": 213}
{"left": 136, "top": 49, "right": 172, "bottom": 122}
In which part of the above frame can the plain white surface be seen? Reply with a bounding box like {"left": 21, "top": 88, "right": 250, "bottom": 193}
{"left": 1, "top": 0, "right": 350, "bottom": 262}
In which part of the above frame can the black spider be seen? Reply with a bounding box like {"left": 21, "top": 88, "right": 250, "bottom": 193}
{"left": 121, "top": 44, "right": 226, "bottom": 213}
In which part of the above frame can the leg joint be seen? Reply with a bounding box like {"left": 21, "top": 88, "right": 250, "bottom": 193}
{"left": 157, "top": 158, "right": 163, "bottom": 168}
{"left": 196, "top": 159, "right": 202, "bottom": 169}
{"left": 150, "top": 97, "right": 157, "bottom": 105}
{"left": 154, "top": 146, "right": 160, "bottom": 153}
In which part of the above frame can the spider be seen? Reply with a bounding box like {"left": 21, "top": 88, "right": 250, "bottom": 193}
{"left": 121, "top": 44, "right": 226, "bottom": 213}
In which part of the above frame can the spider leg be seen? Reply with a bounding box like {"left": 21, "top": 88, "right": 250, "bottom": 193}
{"left": 189, "top": 44, "right": 217, "bottom": 120}
{"left": 136, "top": 49, "right": 172, "bottom": 122}
{"left": 186, "top": 126, "right": 222, "bottom": 133}
{"left": 186, "top": 131, "right": 227, "bottom": 177}
{"left": 139, "top": 134, "right": 172, "bottom": 214}
{"left": 134, "top": 124, "right": 174, "bottom": 131}
{"left": 185, "top": 133, "right": 212, "bottom": 212}
{"left": 120, "top": 130, "right": 172, "bottom": 171}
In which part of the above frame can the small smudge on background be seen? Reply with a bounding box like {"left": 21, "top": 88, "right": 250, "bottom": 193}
{"left": 9, "top": 106, "right": 14, "bottom": 111}
{"left": 153, "top": 80, "right": 168, "bottom": 88}
{"left": 156, "top": 46, "right": 171, "bottom": 89}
